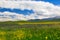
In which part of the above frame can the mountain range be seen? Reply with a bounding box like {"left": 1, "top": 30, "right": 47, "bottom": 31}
{"left": 28, "top": 16, "right": 60, "bottom": 22}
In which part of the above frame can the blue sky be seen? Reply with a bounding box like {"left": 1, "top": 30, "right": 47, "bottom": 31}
{"left": 40, "top": 0, "right": 60, "bottom": 5}
{"left": 0, "top": 0, "right": 60, "bottom": 15}
{"left": 0, "top": 7, "right": 34, "bottom": 15}
{"left": 0, "top": 1, "right": 60, "bottom": 21}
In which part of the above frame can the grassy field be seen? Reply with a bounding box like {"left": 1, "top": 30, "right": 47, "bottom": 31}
{"left": 0, "top": 21, "right": 60, "bottom": 40}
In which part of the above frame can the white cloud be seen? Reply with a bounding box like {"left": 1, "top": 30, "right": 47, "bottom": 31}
{"left": 0, "top": 1, "right": 60, "bottom": 21}
{"left": 0, "top": 12, "right": 27, "bottom": 21}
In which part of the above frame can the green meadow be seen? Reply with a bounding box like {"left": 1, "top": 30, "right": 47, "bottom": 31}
{"left": 0, "top": 21, "right": 60, "bottom": 40}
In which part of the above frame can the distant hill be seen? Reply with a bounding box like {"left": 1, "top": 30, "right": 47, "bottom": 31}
{"left": 0, "top": 16, "right": 60, "bottom": 22}
{"left": 28, "top": 17, "right": 60, "bottom": 22}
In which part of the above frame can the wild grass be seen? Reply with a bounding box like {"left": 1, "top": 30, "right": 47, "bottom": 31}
{"left": 0, "top": 21, "right": 60, "bottom": 40}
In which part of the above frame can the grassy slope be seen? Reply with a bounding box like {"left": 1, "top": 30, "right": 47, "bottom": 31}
{"left": 0, "top": 21, "right": 60, "bottom": 40}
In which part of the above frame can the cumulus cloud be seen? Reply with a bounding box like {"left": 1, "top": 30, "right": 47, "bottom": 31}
{"left": 0, "top": 12, "right": 28, "bottom": 21}
{"left": 0, "top": 1, "right": 60, "bottom": 21}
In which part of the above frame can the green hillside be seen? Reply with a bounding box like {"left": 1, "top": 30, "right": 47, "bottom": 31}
{"left": 0, "top": 20, "right": 60, "bottom": 40}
